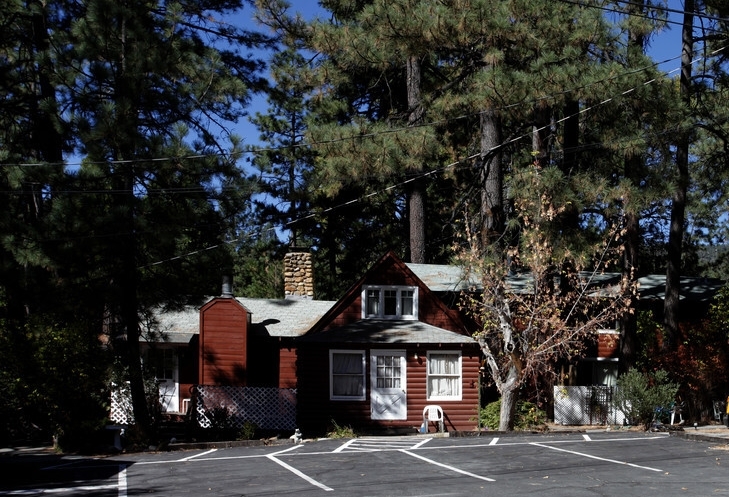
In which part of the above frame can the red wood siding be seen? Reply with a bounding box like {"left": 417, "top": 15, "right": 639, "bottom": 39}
{"left": 296, "top": 345, "right": 481, "bottom": 435}
{"left": 598, "top": 332, "right": 620, "bottom": 359}
{"left": 279, "top": 346, "right": 297, "bottom": 389}
{"left": 199, "top": 298, "right": 249, "bottom": 386}
{"left": 322, "top": 283, "right": 464, "bottom": 334}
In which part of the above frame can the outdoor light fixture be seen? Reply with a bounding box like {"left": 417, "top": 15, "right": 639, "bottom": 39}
{"left": 694, "top": 422, "right": 698, "bottom": 430}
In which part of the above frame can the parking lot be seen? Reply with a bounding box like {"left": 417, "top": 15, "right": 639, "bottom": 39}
{"left": 2, "top": 431, "right": 729, "bottom": 496}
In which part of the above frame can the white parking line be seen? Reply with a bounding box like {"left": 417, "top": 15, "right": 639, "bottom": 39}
{"left": 179, "top": 448, "right": 217, "bottom": 461}
{"left": 411, "top": 438, "right": 432, "bottom": 449}
{"left": 333, "top": 438, "right": 358, "bottom": 453}
{"left": 0, "top": 484, "right": 119, "bottom": 495}
{"left": 137, "top": 448, "right": 218, "bottom": 465}
{"left": 118, "top": 465, "right": 127, "bottom": 497}
{"left": 400, "top": 449, "right": 496, "bottom": 482}
{"left": 489, "top": 437, "right": 499, "bottom": 445}
{"left": 529, "top": 442, "right": 663, "bottom": 472}
{"left": 334, "top": 436, "right": 432, "bottom": 452}
{"left": 583, "top": 434, "right": 592, "bottom": 441}
{"left": 266, "top": 445, "right": 333, "bottom": 492}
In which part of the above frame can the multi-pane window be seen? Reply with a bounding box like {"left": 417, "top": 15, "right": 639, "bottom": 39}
{"left": 147, "top": 348, "right": 175, "bottom": 381}
{"left": 330, "top": 350, "right": 366, "bottom": 400}
{"left": 400, "top": 290, "right": 414, "bottom": 315}
{"left": 427, "top": 352, "right": 462, "bottom": 400}
{"left": 366, "top": 289, "right": 380, "bottom": 316}
{"left": 375, "top": 354, "right": 401, "bottom": 389}
{"left": 362, "top": 286, "right": 418, "bottom": 319}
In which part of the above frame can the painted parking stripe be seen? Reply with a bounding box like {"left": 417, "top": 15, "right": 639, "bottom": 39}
{"left": 266, "top": 445, "right": 334, "bottom": 492}
{"left": 0, "top": 484, "right": 119, "bottom": 495}
{"left": 400, "top": 449, "right": 495, "bottom": 482}
{"left": 179, "top": 448, "right": 217, "bottom": 461}
{"left": 333, "top": 438, "right": 358, "bottom": 453}
{"left": 136, "top": 448, "right": 218, "bottom": 465}
{"left": 118, "top": 465, "right": 127, "bottom": 497}
{"left": 334, "top": 437, "right": 431, "bottom": 453}
{"left": 411, "top": 438, "right": 432, "bottom": 449}
{"left": 530, "top": 442, "right": 662, "bottom": 472}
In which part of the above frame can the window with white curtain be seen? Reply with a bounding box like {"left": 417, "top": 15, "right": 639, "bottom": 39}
{"left": 427, "top": 351, "right": 462, "bottom": 400}
{"left": 362, "top": 286, "right": 418, "bottom": 319}
{"left": 330, "top": 350, "right": 366, "bottom": 400}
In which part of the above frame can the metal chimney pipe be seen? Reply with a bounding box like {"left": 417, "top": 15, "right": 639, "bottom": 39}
{"left": 221, "top": 275, "right": 233, "bottom": 298}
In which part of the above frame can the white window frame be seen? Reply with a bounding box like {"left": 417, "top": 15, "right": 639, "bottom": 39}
{"left": 330, "top": 349, "right": 366, "bottom": 401}
{"left": 426, "top": 351, "right": 462, "bottom": 401}
{"left": 361, "top": 286, "right": 418, "bottom": 320}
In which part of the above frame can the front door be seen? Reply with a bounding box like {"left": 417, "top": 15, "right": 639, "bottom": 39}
{"left": 148, "top": 347, "right": 179, "bottom": 413}
{"left": 370, "top": 350, "right": 407, "bottom": 420}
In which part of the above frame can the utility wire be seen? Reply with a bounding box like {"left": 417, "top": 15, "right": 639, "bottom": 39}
{"left": 1, "top": 40, "right": 720, "bottom": 172}
{"left": 138, "top": 38, "right": 727, "bottom": 270}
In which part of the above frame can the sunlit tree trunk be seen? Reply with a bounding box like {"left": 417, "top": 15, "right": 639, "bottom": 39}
{"left": 664, "top": 0, "right": 694, "bottom": 350}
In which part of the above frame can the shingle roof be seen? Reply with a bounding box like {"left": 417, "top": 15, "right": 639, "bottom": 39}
{"left": 149, "top": 297, "right": 336, "bottom": 343}
{"left": 298, "top": 319, "right": 476, "bottom": 345}
{"left": 406, "top": 263, "right": 724, "bottom": 301}
{"left": 241, "top": 298, "right": 336, "bottom": 337}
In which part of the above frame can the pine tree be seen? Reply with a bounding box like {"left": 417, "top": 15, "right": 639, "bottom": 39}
{"left": 0, "top": 0, "right": 269, "bottom": 441}
{"left": 249, "top": 47, "right": 316, "bottom": 247}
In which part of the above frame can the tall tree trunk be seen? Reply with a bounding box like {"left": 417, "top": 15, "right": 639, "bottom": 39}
{"left": 479, "top": 107, "right": 504, "bottom": 245}
{"left": 559, "top": 99, "right": 580, "bottom": 295}
{"left": 621, "top": 0, "right": 646, "bottom": 371}
{"left": 406, "top": 55, "right": 426, "bottom": 263}
{"left": 664, "top": 0, "right": 694, "bottom": 350}
{"left": 30, "top": 6, "right": 64, "bottom": 166}
{"left": 115, "top": 17, "right": 152, "bottom": 438}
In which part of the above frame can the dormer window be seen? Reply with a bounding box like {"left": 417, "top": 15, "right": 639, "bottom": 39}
{"left": 362, "top": 286, "right": 418, "bottom": 319}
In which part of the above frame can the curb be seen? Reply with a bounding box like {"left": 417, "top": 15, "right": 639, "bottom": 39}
{"left": 671, "top": 429, "right": 729, "bottom": 445}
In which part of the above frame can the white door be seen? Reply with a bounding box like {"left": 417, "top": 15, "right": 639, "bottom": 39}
{"left": 149, "top": 348, "right": 179, "bottom": 413}
{"left": 370, "top": 350, "right": 407, "bottom": 420}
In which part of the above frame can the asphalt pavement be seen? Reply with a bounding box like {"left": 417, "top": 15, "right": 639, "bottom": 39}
{"left": 2, "top": 426, "right": 729, "bottom": 496}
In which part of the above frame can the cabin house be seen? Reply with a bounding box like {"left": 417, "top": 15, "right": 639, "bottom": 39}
{"left": 128, "top": 250, "right": 482, "bottom": 434}
{"left": 132, "top": 252, "right": 336, "bottom": 427}
{"left": 124, "top": 250, "right": 724, "bottom": 432}
{"left": 295, "top": 251, "right": 481, "bottom": 434}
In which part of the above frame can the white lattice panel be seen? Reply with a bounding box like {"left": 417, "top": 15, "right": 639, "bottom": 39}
{"left": 109, "top": 384, "right": 134, "bottom": 425}
{"left": 193, "top": 386, "right": 297, "bottom": 430}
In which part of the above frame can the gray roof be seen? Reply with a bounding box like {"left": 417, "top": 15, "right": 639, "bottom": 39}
{"left": 406, "top": 263, "right": 480, "bottom": 292}
{"left": 636, "top": 275, "right": 724, "bottom": 302}
{"left": 241, "top": 298, "right": 336, "bottom": 338}
{"left": 407, "top": 263, "right": 724, "bottom": 302}
{"left": 148, "top": 264, "right": 723, "bottom": 346}
{"left": 299, "top": 319, "right": 476, "bottom": 345}
{"left": 148, "top": 297, "right": 336, "bottom": 343}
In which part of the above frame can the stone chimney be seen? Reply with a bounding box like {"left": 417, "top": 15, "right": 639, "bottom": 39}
{"left": 284, "top": 250, "right": 314, "bottom": 299}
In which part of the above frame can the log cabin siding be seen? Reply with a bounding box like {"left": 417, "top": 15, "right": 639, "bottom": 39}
{"left": 296, "top": 345, "right": 481, "bottom": 435}
{"left": 278, "top": 346, "right": 297, "bottom": 389}
{"left": 199, "top": 298, "right": 249, "bottom": 386}
{"left": 598, "top": 332, "right": 620, "bottom": 359}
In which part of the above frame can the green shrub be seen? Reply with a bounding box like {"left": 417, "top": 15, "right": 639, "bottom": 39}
{"left": 237, "top": 421, "right": 258, "bottom": 440}
{"left": 612, "top": 368, "right": 679, "bottom": 428}
{"left": 477, "top": 399, "right": 547, "bottom": 430}
{"left": 326, "top": 419, "right": 356, "bottom": 438}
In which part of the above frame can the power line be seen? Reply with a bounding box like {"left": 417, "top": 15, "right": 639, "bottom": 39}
{"left": 138, "top": 39, "right": 727, "bottom": 269}
{"left": 558, "top": 0, "right": 729, "bottom": 33}
{"left": 3, "top": 1, "right": 726, "bottom": 173}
